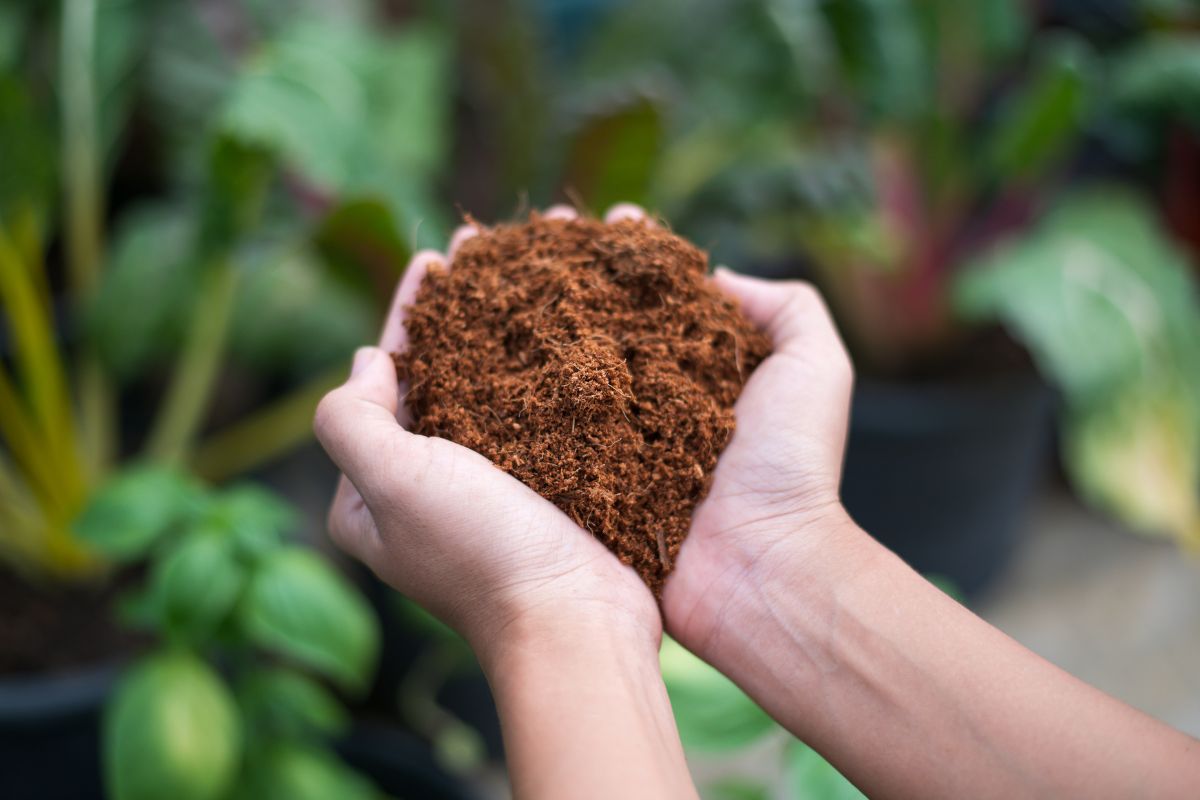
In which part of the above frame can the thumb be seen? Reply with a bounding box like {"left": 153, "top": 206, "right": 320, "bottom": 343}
{"left": 314, "top": 346, "right": 411, "bottom": 496}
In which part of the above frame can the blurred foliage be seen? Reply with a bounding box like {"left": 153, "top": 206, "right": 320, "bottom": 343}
{"left": 77, "top": 467, "right": 381, "bottom": 799}
{"left": 0, "top": 0, "right": 451, "bottom": 580}
{"left": 660, "top": 637, "right": 864, "bottom": 799}
{"left": 497, "top": 0, "right": 1200, "bottom": 547}
{"left": 957, "top": 188, "right": 1200, "bottom": 545}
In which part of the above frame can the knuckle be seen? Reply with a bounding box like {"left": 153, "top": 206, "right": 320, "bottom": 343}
{"left": 785, "top": 280, "right": 822, "bottom": 310}
{"left": 313, "top": 387, "right": 348, "bottom": 441}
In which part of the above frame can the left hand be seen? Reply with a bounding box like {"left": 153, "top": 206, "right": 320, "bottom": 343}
{"left": 314, "top": 206, "right": 662, "bottom": 666}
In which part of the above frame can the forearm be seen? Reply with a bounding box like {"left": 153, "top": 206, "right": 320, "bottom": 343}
{"left": 687, "top": 512, "right": 1200, "bottom": 799}
{"left": 480, "top": 615, "right": 697, "bottom": 800}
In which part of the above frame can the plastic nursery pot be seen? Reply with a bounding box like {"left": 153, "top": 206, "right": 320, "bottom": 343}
{"left": 840, "top": 375, "right": 1055, "bottom": 598}
{"left": 0, "top": 661, "right": 123, "bottom": 800}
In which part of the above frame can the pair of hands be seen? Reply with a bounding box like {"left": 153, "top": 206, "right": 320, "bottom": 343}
{"left": 314, "top": 203, "right": 856, "bottom": 667}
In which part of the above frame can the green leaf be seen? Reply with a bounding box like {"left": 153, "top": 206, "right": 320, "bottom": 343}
{"left": 95, "top": 0, "right": 152, "bottom": 165}
{"left": 87, "top": 204, "right": 199, "bottom": 379}
{"left": 1111, "top": 34, "right": 1200, "bottom": 121}
{"left": 984, "top": 35, "right": 1095, "bottom": 182}
{"left": 219, "top": 18, "right": 450, "bottom": 237}
{"left": 239, "top": 547, "right": 379, "bottom": 691}
{"left": 0, "top": 73, "right": 54, "bottom": 229}
{"left": 564, "top": 96, "right": 663, "bottom": 212}
{"left": 702, "top": 777, "right": 771, "bottom": 800}
{"left": 198, "top": 136, "right": 274, "bottom": 256}
{"left": 1066, "top": 387, "right": 1200, "bottom": 545}
{"left": 314, "top": 196, "right": 412, "bottom": 284}
{"left": 238, "top": 667, "right": 348, "bottom": 739}
{"left": 955, "top": 188, "right": 1200, "bottom": 544}
{"left": 0, "top": 4, "right": 27, "bottom": 70}
{"left": 74, "top": 466, "right": 205, "bottom": 561}
{"left": 660, "top": 636, "right": 776, "bottom": 751}
{"left": 821, "top": 0, "right": 930, "bottom": 123}
{"left": 204, "top": 482, "right": 297, "bottom": 558}
{"left": 151, "top": 530, "right": 246, "bottom": 638}
{"left": 787, "top": 741, "right": 865, "bottom": 800}
{"left": 228, "top": 243, "right": 376, "bottom": 378}
{"left": 234, "top": 742, "right": 379, "bottom": 800}
{"left": 105, "top": 651, "right": 241, "bottom": 800}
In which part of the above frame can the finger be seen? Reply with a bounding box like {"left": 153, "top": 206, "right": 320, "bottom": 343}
{"left": 327, "top": 475, "right": 380, "bottom": 563}
{"left": 448, "top": 223, "right": 481, "bottom": 261}
{"left": 712, "top": 267, "right": 847, "bottom": 363}
{"left": 380, "top": 249, "right": 444, "bottom": 354}
{"left": 315, "top": 346, "right": 421, "bottom": 498}
{"left": 604, "top": 202, "right": 647, "bottom": 224}
{"left": 542, "top": 204, "right": 579, "bottom": 221}
{"left": 713, "top": 269, "right": 854, "bottom": 458}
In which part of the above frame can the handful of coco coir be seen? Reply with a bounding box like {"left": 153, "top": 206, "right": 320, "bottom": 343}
{"left": 397, "top": 213, "right": 771, "bottom": 596}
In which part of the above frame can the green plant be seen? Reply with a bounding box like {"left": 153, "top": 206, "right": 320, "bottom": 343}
{"left": 502, "top": 0, "right": 1200, "bottom": 547}
{"left": 659, "top": 637, "right": 863, "bottom": 800}
{"left": 0, "top": 0, "right": 450, "bottom": 580}
{"left": 957, "top": 188, "right": 1200, "bottom": 544}
{"left": 75, "top": 467, "right": 381, "bottom": 800}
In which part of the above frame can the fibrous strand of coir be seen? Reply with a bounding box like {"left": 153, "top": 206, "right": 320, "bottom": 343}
{"left": 398, "top": 214, "right": 771, "bottom": 596}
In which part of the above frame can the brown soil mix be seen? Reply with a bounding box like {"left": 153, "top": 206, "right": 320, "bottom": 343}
{"left": 399, "top": 214, "right": 771, "bottom": 595}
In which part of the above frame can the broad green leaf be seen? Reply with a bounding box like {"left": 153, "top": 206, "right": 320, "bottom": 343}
{"left": 87, "top": 204, "right": 199, "bottom": 379}
{"left": 229, "top": 244, "right": 375, "bottom": 377}
{"left": 74, "top": 466, "right": 205, "bottom": 561}
{"left": 233, "top": 742, "right": 379, "bottom": 800}
{"left": 238, "top": 667, "right": 348, "bottom": 739}
{"left": 955, "top": 188, "right": 1200, "bottom": 544}
{"left": 1111, "top": 34, "right": 1200, "bottom": 121}
{"left": 219, "top": 18, "right": 450, "bottom": 236}
{"left": 151, "top": 530, "right": 245, "bottom": 638}
{"left": 240, "top": 547, "right": 379, "bottom": 691}
{"left": 787, "top": 741, "right": 865, "bottom": 800}
{"left": 203, "top": 482, "right": 297, "bottom": 559}
{"left": 105, "top": 651, "right": 241, "bottom": 800}
{"left": 955, "top": 188, "right": 1200, "bottom": 400}
{"left": 985, "top": 35, "right": 1095, "bottom": 182}
{"left": 564, "top": 96, "right": 663, "bottom": 212}
{"left": 660, "top": 636, "right": 776, "bottom": 751}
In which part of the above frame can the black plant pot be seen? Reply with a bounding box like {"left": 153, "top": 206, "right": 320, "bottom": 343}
{"left": 337, "top": 723, "right": 481, "bottom": 800}
{"left": 840, "top": 376, "right": 1055, "bottom": 598}
{"left": 0, "top": 663, "right": 121, "bottom": 800}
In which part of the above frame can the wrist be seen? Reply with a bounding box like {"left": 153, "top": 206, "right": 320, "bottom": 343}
{"left": 472, "top": 599, "right": 662, "bottom": 679}
{"left": 667, "top": 502, "right": 877, "bottom": 665}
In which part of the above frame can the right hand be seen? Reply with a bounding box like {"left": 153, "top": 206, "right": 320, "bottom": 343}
{"left": 663, "top": 270, "right": 862, "bottom": 654}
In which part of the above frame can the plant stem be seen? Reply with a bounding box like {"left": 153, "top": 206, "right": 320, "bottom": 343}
{"left": 144, "top": 260, "right": 240, "bottom": 467}
{"left": 190, "top": 367, "right": 344, "bottom": 483}
{"left": 62, "top": 0, "right": 115, "bottom": 474}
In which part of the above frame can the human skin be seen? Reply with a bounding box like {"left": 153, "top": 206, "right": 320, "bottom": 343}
{"left": 661, "top": 265, "right": 1200, "bottom": 799}
{"left": 316, "top": 204, "right": 1200, "bottom": 799}
{"left": 315, "top": 204, "right": 696, "bottom": 800}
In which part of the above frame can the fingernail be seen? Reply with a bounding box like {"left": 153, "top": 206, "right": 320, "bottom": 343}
{"left": 713, "top": 265, "right": 734, "bottom": 279}
{"left": 350, "top": 347, "right": 377, "bottom": 377}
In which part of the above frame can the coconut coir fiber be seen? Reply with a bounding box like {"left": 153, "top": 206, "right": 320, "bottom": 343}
{"left": 398, "top": 214, "right": 771, "bottom": 596}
